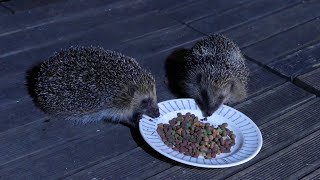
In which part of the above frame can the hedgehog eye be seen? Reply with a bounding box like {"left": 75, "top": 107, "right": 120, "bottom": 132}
{"left": 141, "top": 99, "right": 149, "bottom": 108}
{"left": 218, "top": 95, "right": 224, "bottom": 101}
{"left": 128, "top": 87, "right": 135, "bottom": 97}
{"left": 196, "top": 74, "right": 202, "bottom": 84}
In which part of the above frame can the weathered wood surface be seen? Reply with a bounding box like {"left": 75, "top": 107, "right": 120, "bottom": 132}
{"left": 0, "top": 0, "right": 319, "bottom": 179}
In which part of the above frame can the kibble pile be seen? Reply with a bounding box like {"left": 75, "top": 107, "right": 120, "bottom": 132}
{"left": 157, "top": 112, "right": 236, "bottom": 159}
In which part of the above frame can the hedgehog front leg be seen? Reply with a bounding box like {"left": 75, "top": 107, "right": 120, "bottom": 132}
{"left": 126, "top": 112, "right": 143, "bottom": 127}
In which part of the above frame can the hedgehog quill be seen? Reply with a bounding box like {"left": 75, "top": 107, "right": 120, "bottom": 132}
{"left": 165, "top": 34, "right": 249, "bottom": 117}
{"left": 32, "top": 46, "right": 160, "bottom": 126}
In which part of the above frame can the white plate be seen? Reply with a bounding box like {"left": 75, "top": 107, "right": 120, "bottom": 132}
{"left": 139, "top": 98, "right": 263, "bottom": 168}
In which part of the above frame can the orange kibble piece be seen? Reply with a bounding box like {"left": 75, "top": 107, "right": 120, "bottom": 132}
{"left": 176, "top": 128, "right": 183, "bottom": 135}
{"left": 217, "top": 150, "right": 221, "bottom": 155}
{"left": 158, "top": 123, "right": 164, "bottom": 128}
{"left": 194, "top": 122, "right": 201, "bottom": 126}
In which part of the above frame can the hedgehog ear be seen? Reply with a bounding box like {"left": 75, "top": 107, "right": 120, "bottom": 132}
{"left": 128, "top": 87, "right": 135, "bottom": 97}
{"left": 196, "top": 74, "right": 202, "bottom": 84}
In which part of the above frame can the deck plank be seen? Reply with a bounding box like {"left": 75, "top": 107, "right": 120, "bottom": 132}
{"left": 295, "top": 68, "right": 320, "bottom": 96}
{"left": 223, "top": 0, "right": 320, "bottom": 48}
{"left": 227, "top": 130, "right": 320, "bottom": 179}
{"left": 66, "top": 147, "right": 174, "bottom": 180}
{"left": 0, "top": 0, "right": 64, "bottom": 14}
{"left": 0, "top": 11, "right": 177, "bottom": 58}
{"left": 188, "top": 0, "right": 301, "bottom": 35}
{"left": 234, "top": 82, "right": 314, "bottom": 125}
{"left": 267, "top": 42, "right": 320, "bottom": 80}
{"left": 301, "top": 168, "right": 320, "bottom": 180}
{"left": 242, "top": 18, "right": 320, "bottom": 65}
{"left": 0, "top": 124, "right": 137, "bottom": 180}
{"left": 164, "top": 0, "right": 252, "bottom": 24}
{"left": 0, "top": 0, "right": 192, "bottom": 36}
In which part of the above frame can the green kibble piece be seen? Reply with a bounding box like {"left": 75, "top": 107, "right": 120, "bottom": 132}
{"left": 216, "top": 146, "right": 220, "bottom": 151}
{"left": 171, "top": 131, "right": 176, "bottom": 135}
{"left": 171, "top": 142, "right": 176, "bottom": 146}
{"left": 217, "top": 128, "right": 222, "bottom": 134}
{"left": 207, "top": 131, "right": 212, "bottom": 135}
{"left": 187, "top": 122, "right": 191, "bottom": 127}
{"left": 203, "top": 129, "right": 208, "bottom": 135}
{"left": 231, "top": 134, "right": 236, "bottom": 139}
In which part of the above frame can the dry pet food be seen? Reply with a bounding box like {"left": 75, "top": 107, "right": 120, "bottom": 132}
{"left": 157, "top": 112, "right": 236, "bottom": 159}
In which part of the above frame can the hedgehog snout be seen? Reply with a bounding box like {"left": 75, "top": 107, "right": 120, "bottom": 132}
{"left": 198, "top": 94, "right": 225, "bottom": 117}
{"left": 145, "top": 104, "right": 160, "bottom": 118}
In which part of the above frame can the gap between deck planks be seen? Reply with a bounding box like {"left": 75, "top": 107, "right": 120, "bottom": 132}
{"left": 295, "top": 67, "right": 320, "bottom": 96}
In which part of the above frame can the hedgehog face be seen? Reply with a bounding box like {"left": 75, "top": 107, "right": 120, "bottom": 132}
{"left": 128, "top": 86, "right": 160, "bottom": 125}
{"left": 138, "top": 96, "right": 160, "bottom": 118}
{"left": 187, "top": 73, "right": 232, "bottom": 117}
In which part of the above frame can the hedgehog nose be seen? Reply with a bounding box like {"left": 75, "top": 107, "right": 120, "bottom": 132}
{"left": 145, "top": 106, "right": 160, "bottom": 118}
{"left": 154, "top": 109, "right": 160, "bottom": 117}
{"left": 207, "top": 110, "right": 213, "bottom": 117}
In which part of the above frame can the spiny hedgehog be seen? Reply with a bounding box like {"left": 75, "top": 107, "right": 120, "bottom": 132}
{"left": 165, "top": 34, "right": 249, "bottom": 117}
{"left": 33, "top": 46, "right": 160, "bottom": 126}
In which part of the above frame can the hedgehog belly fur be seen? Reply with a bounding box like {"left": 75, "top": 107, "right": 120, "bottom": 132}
{"left": 61, "top": 107, "right": 133, "bottom": 124}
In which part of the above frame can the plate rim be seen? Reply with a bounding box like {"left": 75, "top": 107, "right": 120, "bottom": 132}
{"left": 139, "top": 98, "right": 263, "bottom": 168}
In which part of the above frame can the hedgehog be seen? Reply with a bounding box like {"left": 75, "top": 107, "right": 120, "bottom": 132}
{"left": 165, "top": 34, "right": 249, "bottom": 117}
{"left": 32, "top": 46, "right": 160, "bottom": 126}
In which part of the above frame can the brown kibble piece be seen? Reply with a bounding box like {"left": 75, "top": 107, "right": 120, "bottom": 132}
{"left": 204, "top": 135, "right": 209, "bottom": 142}
{"left": 222, "top": 123, "right": 228, "bottom": 128}
{"left": 176, "top": 128, "right": 183, "bottom": 135}
{"left": 158, "top": 123, "right": 164, "bottom": 128}
{"left": 208, "top": 135, "right": 214, "bottom": 141}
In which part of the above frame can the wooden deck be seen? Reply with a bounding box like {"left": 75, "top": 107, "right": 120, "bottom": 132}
{"left": 0, "top": 0, "right": 320, "bottom": 179}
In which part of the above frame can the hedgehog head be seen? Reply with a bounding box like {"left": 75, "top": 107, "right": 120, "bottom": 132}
{"left": 184, "top": 46, "right": 248, "bottom": 117}
{"left": 111, "top": 71, "right": 160, "bottom": 125}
